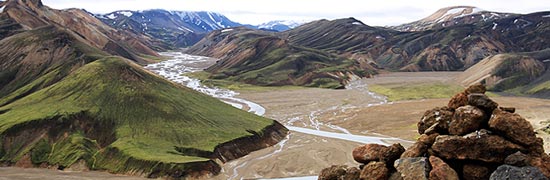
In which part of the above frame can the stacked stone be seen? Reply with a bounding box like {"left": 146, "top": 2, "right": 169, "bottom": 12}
{"left": 319, "top": 84, "right": 550, "bottom": 180}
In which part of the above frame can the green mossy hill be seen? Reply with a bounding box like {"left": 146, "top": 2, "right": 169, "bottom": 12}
{"left": 188, "top": 28, "right": 371, "bottom": 89}
{"left": 0, "top": 27, "right": 287, "bottom": 178}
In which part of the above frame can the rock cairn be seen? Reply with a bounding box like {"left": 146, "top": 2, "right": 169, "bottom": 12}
{"left": 319, "top": 84, "right": 550, "bottom": 180}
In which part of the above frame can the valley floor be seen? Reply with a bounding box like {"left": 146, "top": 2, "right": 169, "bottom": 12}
{"left": 2, "top": 57, "right": 549, "bottom": 180}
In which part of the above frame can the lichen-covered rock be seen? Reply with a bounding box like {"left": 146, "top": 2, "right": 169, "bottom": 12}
{"left": 463, "top": 164, "right": 493, "bottom": 180}
{"left": 428, "top": 156, "right": 458, "bottom": 180}
{"left": 360, "top": 161, "right": 389, "bottom": 180}
{"left": 431, "top": 130, "right": 525, "bottom": 163}
{"left": 449, "top": 105, "right": 486, "bottom": 135}
{"left": 319, "top": 165, "right": 359, "bottom": 180}
{"left": 448, "top": 92, "right": 468, "bottom": 110}
{"left": 505, "top": 151, "right": 530, "bottom": 167}
{"left": 489, "top": 165, "right": 548, "bottom": 180}
{"left": 353, "top": 143, "right": 404, "bottom": 164}
{"left": 418, "top": 107, "right": 453, "bottom": 134}
{"left": 394, "top": 157, "right": 430, "bottom": 180}
{"left": 467, "top": 93, "right": 498, "bottom": 112}
{"left": 489, "top": 109, "right": 537, "bottom": 146}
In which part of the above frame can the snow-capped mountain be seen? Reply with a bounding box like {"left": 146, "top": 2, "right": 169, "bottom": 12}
{"left": 390, "top": 6, "right": 516, "bottom": 31}
{"left": 256, "top": 20, "right": 309, "bottom": 31}
{"left": 95, "top": 10, "right": 242, "bottom": 47}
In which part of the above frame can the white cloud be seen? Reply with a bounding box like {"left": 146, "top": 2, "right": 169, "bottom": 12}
{"left": 42, "top": 0, "right": 550, "bottom": 26}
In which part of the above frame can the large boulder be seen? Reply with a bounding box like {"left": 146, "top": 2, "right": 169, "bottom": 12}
{"left": 449, "top": 105, "right": 486, "bottom": 135}
{"left": 448, "top": 92, "right": 468, "bottom": 110}
{"left": 463, "top": 164, "right": 493, "bottom": 180}
{"left": 418, "top": 107, "right": 453, "bottom": 134}
{"left": 489, "top": 165, "right": 548, "bottom": 180}
{"left": 360, "top": 161, "right": 389, "bottom": 180}
{"left": 353, "top": 143, "right": 404, "bottom": 164}
{"left": 394, "top": 157, "right": 431, "bottom": 180}
{"left": 319, "top": 165, "right": 360, "bottom": 180}
{"left": 467, "top": 93, "right": 498, "bottom": 112}
{"left": 431, "top": 130, "right": 525, "bottom": 163}
{"left": 428, "top": 156, "right": 458, "bottom": 180}
{"left": 489, "top": 109, "right": 537, "bottom": 146}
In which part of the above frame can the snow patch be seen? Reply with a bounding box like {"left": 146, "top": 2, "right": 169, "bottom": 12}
{"left": 492, "top": 22, "right": 498, "bottom": 30}
{"left": 106, "top": 14, "right": 116, "bottom": 19}
{"left": 221, "top": 28, "right": 233, "bottom": 32}
{"left": 119, "top": 11, "right": 133, "bottom": 17}
{"left": 257, "top": 20, "right": 308, "bottom": 29}
{"left": 543, "top": 15, "right": 550, "bottom": 18}
{"left": 352, "top": 22, "right": 362, "bottom": 25}
{"left": 0, "top": 6, "right": 4, "bottom": 13}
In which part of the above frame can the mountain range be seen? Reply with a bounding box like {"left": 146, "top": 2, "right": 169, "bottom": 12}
{"left": 188, "top": 6, "right": 550, "bottom": 97}
{"left": 94, "top": 10, "right": 308, "bottom": 48}
{"left": 0, "top": 0, "right": 287, "bottom": 178}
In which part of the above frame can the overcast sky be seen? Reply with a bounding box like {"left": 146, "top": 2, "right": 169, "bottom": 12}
{"left": 42, "top": 0, "right": 550, "bottom": 26}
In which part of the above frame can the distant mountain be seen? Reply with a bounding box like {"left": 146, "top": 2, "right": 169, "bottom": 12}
{"left": 256, "top": 20, "right": 308, "bottom": 31}
{"left": 390, "top": 6, "right": 516, "bottom": 31}
{"left": 95, "top": 10, "right": 242, "bottom": 47}
{"left": 188, "top": 10, "right": 550, "bottom": 92}
{"left": 0, "top": 0, "right": 287, "bottom": 178}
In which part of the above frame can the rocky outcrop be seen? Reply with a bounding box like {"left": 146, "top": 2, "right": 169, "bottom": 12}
{"left": 320, "top": 84, "right": 550, "bottom": 179}
{"left": 213, "top": 121, "right": 289, "bottom": 163}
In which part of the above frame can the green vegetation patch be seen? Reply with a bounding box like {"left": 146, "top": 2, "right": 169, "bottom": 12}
{"left": 0, "top": 57, "right": 275, "bottom": 171}
{"left": 369, "top": 83, "right": 463, "bottom": 101}
{"left": 186, "top": 71, "right": 304, "bottom": 92}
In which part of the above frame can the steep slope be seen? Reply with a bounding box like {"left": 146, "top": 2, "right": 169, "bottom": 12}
{"left": 0, "top": 0, "right": 287, "bottom": 178}
{"left": 390, "top": 6, "right": 516, "bottom": 31}
{"left": 1, "top": 0, "right": 159, "bottom": 64}
{"left": 457, "top": 49, "right": 550, "bottom": 98}
{"left": 187, "top": 28, "right": 370, "bottom": 89}
{"left": 96, "top": 10, "right": 242, "bottom": 48}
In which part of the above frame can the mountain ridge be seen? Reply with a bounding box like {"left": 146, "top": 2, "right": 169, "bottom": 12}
{"left": 390, "top": 6, "right": 517, "bottom": 31}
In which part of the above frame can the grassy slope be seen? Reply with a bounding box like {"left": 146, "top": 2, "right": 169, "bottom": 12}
{"left": 0, "top": 56, "right": 274, "bottom": 166}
